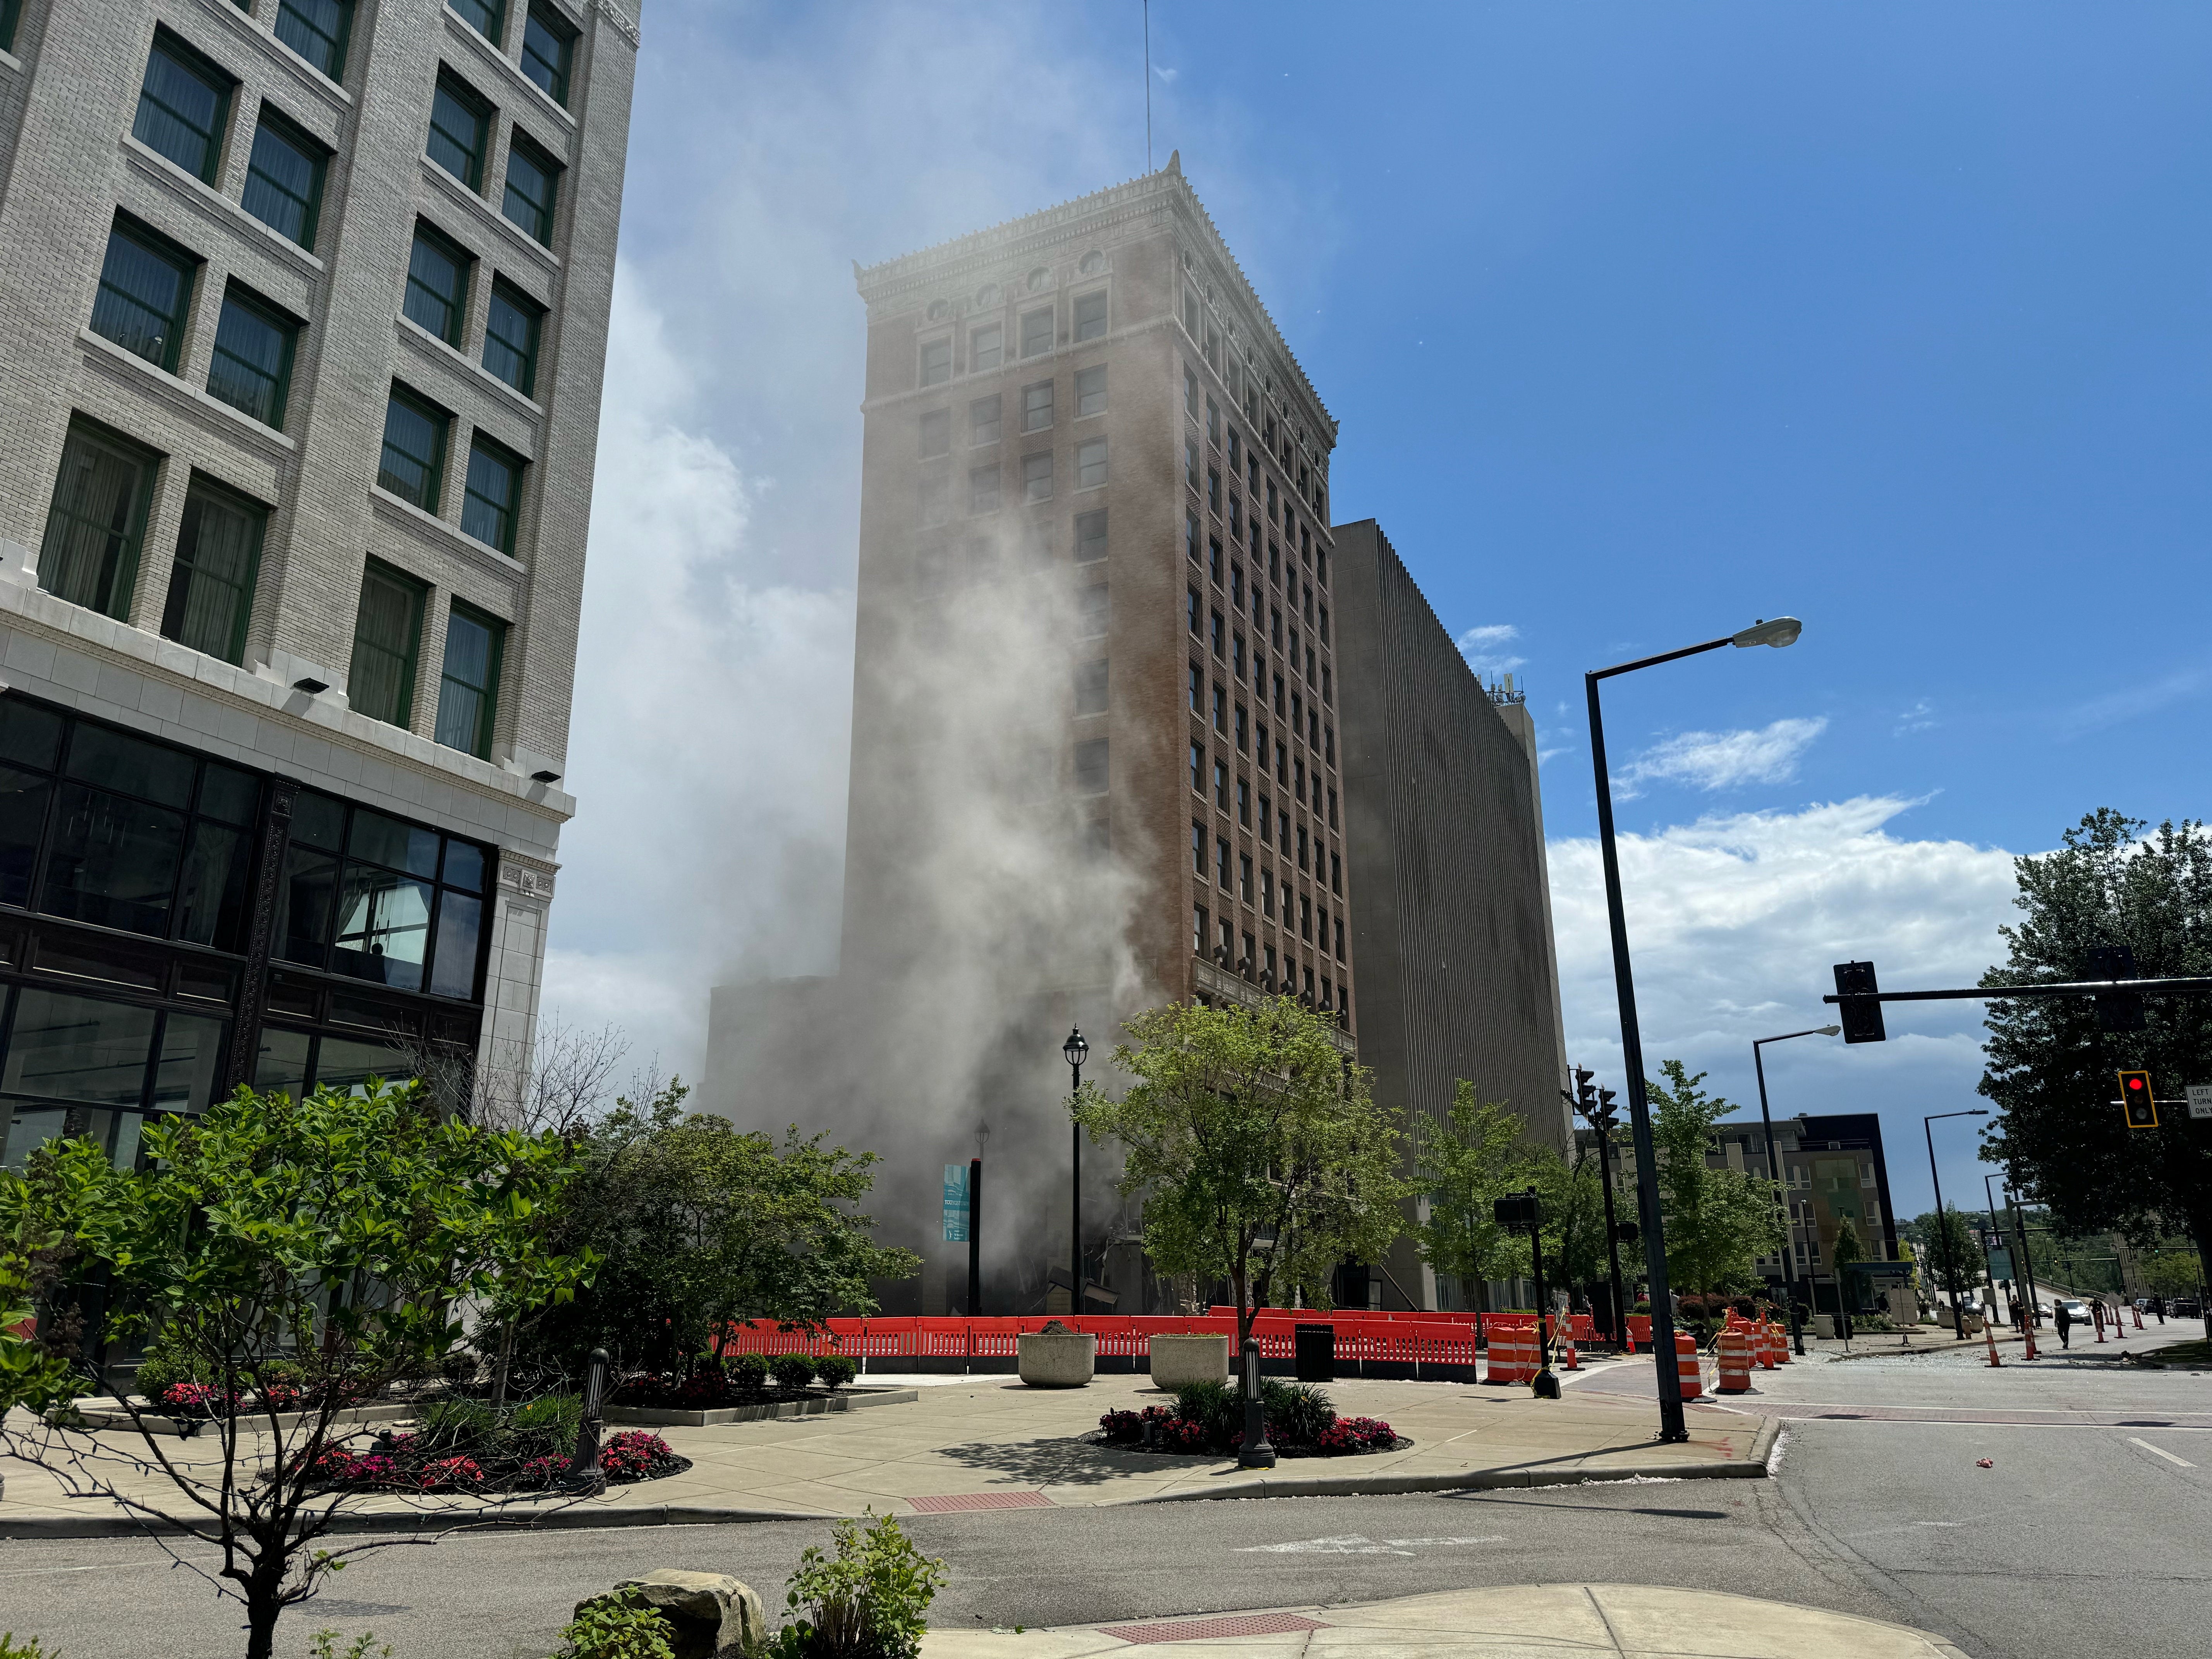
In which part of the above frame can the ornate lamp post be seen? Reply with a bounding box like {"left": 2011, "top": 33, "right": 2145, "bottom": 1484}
{"left": 1063, "top": 1028, "right": 1089, "bottom": 1317}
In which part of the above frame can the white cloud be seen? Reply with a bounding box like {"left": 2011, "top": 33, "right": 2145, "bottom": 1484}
{"left": 1614, "top": 716, "right": 1828, "bottom": 797}
{"left": 1548, "top": 797, "right": 2028, "bottom": 1216}
{"left": 1894, "top": 698, "right": 1936, "bottom": 737}
{"left": 1154, "top": 65, "right": 1179, "bottom": 84}
{"left": 1456, "top": 623, "right": 1526, "bottom": 676}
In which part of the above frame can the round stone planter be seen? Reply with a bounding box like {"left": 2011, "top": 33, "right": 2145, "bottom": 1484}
{"left": 1016, "top": 1330, "right": 1097, "bottom": 1388}
{"left": 1147, "top": 1332, "right": 1231, "bottom": 1389}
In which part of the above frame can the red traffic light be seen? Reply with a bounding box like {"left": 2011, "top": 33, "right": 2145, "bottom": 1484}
{"left": 2118, "top": 1069, "right": 2157, "bottom": 1128}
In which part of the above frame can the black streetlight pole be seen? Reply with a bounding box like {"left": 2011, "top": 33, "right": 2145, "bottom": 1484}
{"left": 1923, "top": 1109, "right": 1988, "bottom": 1339}
{"left": 1753, "top": 1025, "right": 1839, "bottom": 1357}
{"left": 1589, "top": 616, "right": 1803, "bottom": 1444}
{"left": 1063, "top": 1028, "right": 1089, "bottom": 1318}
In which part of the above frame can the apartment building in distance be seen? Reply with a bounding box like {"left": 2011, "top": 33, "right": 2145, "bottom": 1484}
{"left": 0, "top": 0, "right": 638, "bottom": 1168}
{"left": 1333, "top": 518, "right": 1570, "bottom": 1311}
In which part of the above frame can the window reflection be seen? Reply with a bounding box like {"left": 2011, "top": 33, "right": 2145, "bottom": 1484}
{"left": 313, "top": 1035, "right": 415, "bottom": 1096}
{"left": 0, "top": 768, "right": 52, "bottom": 907}
{"left": 429, "top": 891, "right": 482, "bottom": 999}
{"left": 1, "top": 989, "right": 157, "bottom": 1106}
{"left": 2, "top": 1106, "right": 67, "bottom": 1170}
{"left": 41, "top": 784, "right": 185, "bottom": 936}
{"left": 150, "top": 1011, "right": 225, "bottom": 1112}
{"left": 175, "top": 821, "right": 251, "bottom": 951}
{"left": 333, "top": 867, "right": 432, "bottom": 990}
{"left": 278, "top": 845, "right": 337, "bottom": 967}
{"left": 255, "top": 1027, "right": 311, "bottom": 1100}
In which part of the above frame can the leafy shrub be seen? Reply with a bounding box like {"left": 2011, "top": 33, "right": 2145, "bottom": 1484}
{"left": 132, "top": 1340, "right": 199, "bottom": 1403}
{"left": 601, "top": 1430, "right": 679, "bottom": 1480}
{"left": 766, "top": 1511, "right": 948, "bottom": 1659}
{"left": 1171, "top": 1379, "right": 1239, "bottom": 1444}
{"left": 308, "top": 1631, "right": 392, "bottom": 1659}
{"left": 1260, "top": 1380, "right": 1333, "bottom": 1446}
{"left": 732, "top": 1353, "right": 771, "bottom": 1393}
{"left": 555, "top": 1590, "right": 678, "bottom": 1659}
{"left": 0, "top": 1634, "right": 59, "bottom": 1658}
{"left": 815, "top": 1355, "right": 858, "bottom": 1391}
{"left": 771, "top": 1354, "right": 817, "bottom": 1393}
{"left": 416, "top": 1396, "right": 496, "bottom": 1449}
{"left": 507, "top": 1393, "right": 583, "bottom": 1462}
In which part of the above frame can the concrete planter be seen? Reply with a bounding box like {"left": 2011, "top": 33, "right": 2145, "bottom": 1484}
{"left": 605, "top": 1388, "right": 916, "bottom": 1428}
{"left": 1147, "top": 1333, "right": 1231, "bottom": 1389}
{"left": 1016, "top": 1330, "right": 1097, "bottom": 1388}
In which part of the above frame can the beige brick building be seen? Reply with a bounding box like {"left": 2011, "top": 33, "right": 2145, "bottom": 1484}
{"left": 0, "top": 0, "right": 637, "bottom": 1164}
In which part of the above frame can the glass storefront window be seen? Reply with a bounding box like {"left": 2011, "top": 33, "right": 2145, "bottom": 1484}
{"left": 151, "top": 1010, "right": 227, "bottom": 1113}
{"left": 41, "top": 784, "right": 186, "bottom": 936}
{"left": 2, "top": 1105, "right": 67, "bottom": 1170}
{"left": 2, "top": 989, "right": 158, "bottom": 1106}
{"left": 333, "top": 868, "right": 433, "bottom": 991}
{"left": 313, "top": 1035, "right": 415, "bottom": 1096}
{"left": 173, "top": 821, "right": 250, "bottom": 951}
{"left": 349, "top": 807, "right": 440, "bottom": 879}
{"left": 428, "top": 893, "right": 483, "bottom": 999}
{"left": 0, "top": 769, "right": 53, "bottom": 907}
{"left": 255, "top": 1027, "right": 312, "bottom": 1099}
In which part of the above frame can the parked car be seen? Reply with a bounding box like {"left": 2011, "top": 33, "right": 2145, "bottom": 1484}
{"left": 2171, "top": 1298, "right": 2202, "bottom": 1318}
{"left": 2056, "top": 1298, "right": 2092, "bottom": 1325}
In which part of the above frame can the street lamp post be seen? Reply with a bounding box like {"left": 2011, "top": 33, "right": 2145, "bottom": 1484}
{"left": 1923, "top": 1109, "right": 1988, "bottom": 1339}
{"left": 1588, "top": 616, "right": 1802, "bottom": 1444}
{"left": 1753, "top": 1024, "right": 1839, "bottom": 1357}
{"left": 1063, "top": 1028, "right": 1089, "bottom": 1318}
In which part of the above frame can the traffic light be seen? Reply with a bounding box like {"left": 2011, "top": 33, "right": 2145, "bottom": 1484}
{"left": 1613, "top": 1219, "right": 1640, "bottom": 1246}
{"left": 1574, "top": 1066, "right": 1598, "bottom": 1115}
{"left": 1834, "top": 960, "right": 1887, "bottom": 1043}
{"left": 1493, "top": 1191, "right": 1543, "bottom": 1231}
{"left": 2090, "top": 944, "right": 2145, "bottom": 1033}
{"left": 2119, "top": 1069, "right": 2157, "bottom": 1128}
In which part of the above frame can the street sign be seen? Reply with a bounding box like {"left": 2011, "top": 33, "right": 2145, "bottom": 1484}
{"left": 1849, "top": 1261, "right": 1911, "bottom": 1281}
{"left": 2188, "top": 1084, "right": 2212, "bottom": 1121}
{"left": 1988, "top": 1247, "right": 2014, "bottom": 1281}
{"left": 943, "top": 1163, "right": 969, "bottom": 1242}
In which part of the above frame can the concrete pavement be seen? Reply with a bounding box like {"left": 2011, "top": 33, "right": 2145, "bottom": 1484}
{"left": 921, "top": 1585, "right": 1966, "bottom": 1659}
{"left": 0, "top": 1366, "right": 1769, "bottom": 1534}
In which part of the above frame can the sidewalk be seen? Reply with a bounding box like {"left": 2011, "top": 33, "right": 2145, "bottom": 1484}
{"left": 919, "top": 1585, "right": 1966, "bottom": 1659}
{"left": 0, "top": 1364, "right": 1769, "bottom": 1535}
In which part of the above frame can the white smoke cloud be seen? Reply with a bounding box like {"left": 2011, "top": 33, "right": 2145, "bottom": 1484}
{"left": 1455, "top": 622, "right": 1526, "bottom": 676}
{"left": 1613, "top": 716, "right": 1829, "bottom": 797}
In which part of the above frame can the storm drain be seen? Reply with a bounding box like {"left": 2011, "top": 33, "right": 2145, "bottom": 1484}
{"left": 1098, "top": 1615, "right": 1331, "bottom": 1645}
{"left": 907, "top": 1491, "right": 1054, "bottom": 1513}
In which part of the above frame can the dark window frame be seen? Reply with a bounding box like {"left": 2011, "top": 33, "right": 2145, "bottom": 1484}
{"left": 520, "top": 3, "right": 576, "bottom": 105}
{"left": 402, "top": 219, "right": 473, "bottom": 346}
{"left": 501, "top": 131, "right": 561, "bottom": 246}
{"left": 377, "top": 383, "right": 451, "bottom": 511}
{"left": 242, "top": 105, "right": 330, "bottom": 249}
{"left": 91, "top": 214, "right": 199, "bottom": 374}
{"left": 427, "top": 69, "right": 492, "bottom": 191}
{"left": 273, "top": 0, "right": 354, "bottom": 82}
{"left": 206, "top": 281, "right": 299, "bottom": 430}
{"left": 460, "top": 432, "right": 526, "bottom": 555}
{"left": 40, "top": 417, "right": 159, "bottom": 623}
{"left": 160, "top": 471, "right": 266, "bottom": 666}
{"left": 481, "top": 278, "right": 543, "bottom": 397}
{"left": 434, "top": 600, "right": 506, "bottom": 759}
{"left": 347, "top": 559, "right": 427, "bottom": 729}
{"left": 134, "top": 29, "right": 235, "bottom": 186}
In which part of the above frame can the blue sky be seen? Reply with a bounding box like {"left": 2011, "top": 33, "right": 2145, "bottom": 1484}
{"left": 553, "top": 3, "right": 2212, "bottom": 1225}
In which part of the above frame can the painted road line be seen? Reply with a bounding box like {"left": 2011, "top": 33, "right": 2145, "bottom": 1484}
{"left": 2128, "top": 1437, "right": 2196, "bottom": 1468}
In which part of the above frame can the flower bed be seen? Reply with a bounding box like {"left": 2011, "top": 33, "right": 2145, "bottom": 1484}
{"left": 1096, "top": 1381, "right": 1404, "bottom": 1458}
{"left": 310, "top": 1427, "right": 688, "bottom": 1493}
{"left": 612, "top": 1352, "right": 858, "bottom": 1410}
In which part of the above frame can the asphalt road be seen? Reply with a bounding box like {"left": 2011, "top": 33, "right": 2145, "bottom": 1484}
{"left": 4, "top": 1339, "right": 2207, "bottom": 1659}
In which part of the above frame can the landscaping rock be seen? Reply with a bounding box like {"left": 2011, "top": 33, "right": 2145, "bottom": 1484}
{"left": 590, "top": 1570, "right": 765, "bottom": 1657}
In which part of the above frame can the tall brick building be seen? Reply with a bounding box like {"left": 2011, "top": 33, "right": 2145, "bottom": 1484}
{"left": 0, "top": 0, "right": 637, "bottom": 1167}
{"left": 711, "top": 157, "right": 1564, "bottom": 1315}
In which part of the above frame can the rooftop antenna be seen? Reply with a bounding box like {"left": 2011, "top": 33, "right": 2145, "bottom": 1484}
{"left": 1144, "top": 0, "right": 1153, "bottom": 172}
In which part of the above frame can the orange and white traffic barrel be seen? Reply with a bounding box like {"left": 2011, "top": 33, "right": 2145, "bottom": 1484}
{"left": 1717, "top": 1329, "right": 1752, "bottom": 1393}
{"left": 1675, "top": 1329, "right": 1704, "bottom": 1400}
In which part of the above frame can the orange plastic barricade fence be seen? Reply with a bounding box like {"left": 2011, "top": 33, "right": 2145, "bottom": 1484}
{"left": 1675, "top": 1330, "right": 1704, "bottom": 1400}
{"left": 1627, "top": 1316, "right": 1652, "bottom": 1351}
{"left": 1486, "top": 1319, "right": 1537, "bottom": 1384}
{"left": 1716, "top": 1329, "right": 1752, "bottom": 1393}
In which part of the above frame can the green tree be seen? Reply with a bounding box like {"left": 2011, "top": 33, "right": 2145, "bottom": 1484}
{"left": 1648, "top": 1061, "right": 1785, "bottom": 1302}
{"left": 519, "top": 1078, "right": 919, "bottom": 1379}
{"left": 0, "top": 1082, "right": 592, "bottom": 1659}
{"left": 1411, "top": 1086, "right": 1534, "bottom": 1296}
{"left": 1909, "top": 1206, "right": 1987, "bottom": 1297}
{"left": 1073, "top": 996, "right": 1406, "bottom": 1350}
{"left": 1978, "top": 812, "right": 2212, "bottom": 1279}
{"left": 1522, "top": 1138, "right": 1610, "bottom": 1307}
{"left": 2144, "top": 1251, "right": 2203, "bottom": 1300}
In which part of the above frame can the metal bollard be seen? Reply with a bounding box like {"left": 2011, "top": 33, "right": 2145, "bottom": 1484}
{"left": 562, "top": 1347, "right": 610, "bottom": 1495}
{"left": 1237, "top": 1336, "right": 1276, "bottom": 1469}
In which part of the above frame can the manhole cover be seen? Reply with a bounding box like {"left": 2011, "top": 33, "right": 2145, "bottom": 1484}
{"left": 908, "top": 1491, "right": 1054, "bottom": 1513}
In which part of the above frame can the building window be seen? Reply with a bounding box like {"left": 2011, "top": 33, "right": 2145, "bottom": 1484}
{"left": 1216, "top": 837, "right": 1231, "bottom": 890}
{"left": 1022, "top": 451, "right": 1053, "bottom": 503}
{"left": 1022, "top": 380, "right": 1053, "bottom": 431}
{"left": 1186, "top": 440, "right": 1200, "bottom": 490}
{"left": 1213, "top": 759, "right": 1228, "bottom": 812}
{"left": 919, "top": 337, "right": 951, "bottom": 386}
{"left": 919, "top": 409, "right": 950, "bottom": 459}
{"left": 1209, "top": 537, "right": 1223, "bottom": 584}
{"left": 1297, "top": 826, "right": 1309, "bottom": 871}
{"left": 968, "top": 464, "right": 1000, "bottom": 514}
{"left": 1077, "top": 584, "right": 1108, "bottom": 638}
{"left": 1020, "top": 307, "right": 1053, "bottom": 357}
{"left": 1075, "top": 658, "right": 1108, "bottom": 716}
{"left": 520, "top": 3, "right": 575, "bottom": 105}
{"left": 1210, "top": 610, "right": 1225, "bottom": 659}
{"left": 1206, "top": 397, "right": 1220, "bottom": 447}
{"left": 91, "top": 218, "right": 196, "bottom": 373}
{"left": 403, "top": 222, "right": 472, "bottom": 345}
{"left": 0, "top": 0, "right": 17, "bottom": 52}
{"left": 1237, "top": 777, "right": 1251, "bottom": 827}
{"left": 1229, "top": 495, "right": 1242, "bottom": 539}
{"left": 1075, "top": 509, "right": 1107, "bottom": 564}
{"left": 434, "top": 602, "right": 505, "bottom": 759}
{"left": 1227, "top": 427, "right": 1241, "bottom": 472}
{"left": 1336, "top": 915, "right": 1346, "bottom": 959}
{"left": 205, "top": 285, "right": 297, "bottom": 429}
{"left": 1259, "top": 795, "right": 1272, "bottom": 842}
{"left": 1330, "top": 850, "right": 1341, "bottom": 893}
{"left": 1322, "top": 665, "right": 1333, "bottom": 705}
{"left": 919, "top": 476, "right": 949, "bottom": 527}
{"left": 379, "top": 386, "right": 449, "bottom": 510}
{"left": 1075, "top": 364, "right": 1107, "bottom": 418}
{"left": 1073, "top": 737, "right": 1108, "bottom": 795}
{"left": 502, "top": 137, "right": 561, "bottom": 246}
{"left": 274, "top": 792, "right": 490, "bottom": 998}
{"left": 1192, "top": 823, "right": 1206, "bottom": 877}
{"left": 1185, "top": 366, "right": 1198, "bottom": 414}
{"left": 40, "top": 421, "right": 155, "bottom": 622}
{"left": 1212, "top": 684, "right": 1226, "bottom": 733}
{"left": 1193, "top": 906, "right": 1207, "bottom": 954}
{"left": 452, "top": 0, "right": 507, "bottom": 40}
{"left": 243, "top": 109, "right": 327, "bottom": 248}
{"left": 1318, "top": 603, "right": 1331, "bottom": 645}
{"left": 428, "top": 72, "right": 491, "bottom": 190}
{"left": 461, "top": 435, "right": 524, "bottom": 554}
{"left": 1075, "top": 439, "right": 1107, "bottom": 490}
{"left": 160, "top": 475, "right": 262, "bottom": 666}
{"left": 1073, "top": 290, "right": 1106, "bottom": 342}
{"left": 1239, "top": 852, "right": 1254, "bottom": 902}
{"left": 1186, "top": 510, "right": 1201, "bottom": 563}
{"left": 1189, "top": 742, "right": 1203, "bottom": 793}
{"left": 1324, "top": 724, "right": 1335, "bottom": 766}
{"left": 273, "top": 0, "right": 352, "bottom": 79}
{"left": 1261, "top": 866, "right": 1275, "bottom": 917}
{"left": 1208, "top": 468, "right": 1221, "bottom": 516}
{"left": 349, "top": 560, "right": 426, "bottom": 728}
{"left": 482, "top": 280, "right": 543, "bottom": 396}
{"left": 1187, "top": 589, "right": 1200, "bottom": 635}
{"left": 135, "top": 31, "right": 232, "bottom": 185}
{"left": 970, "top": 322, "right": 1002, "bottom": 372}
{"left": 1189, "top": 663, "right": 1202, "bottom": 713}
{"left": 970, "top": 394, "right": 1001, "bottom": 445}
{"left": 1327, "top": 786, "right": 1338, "bottom": 828}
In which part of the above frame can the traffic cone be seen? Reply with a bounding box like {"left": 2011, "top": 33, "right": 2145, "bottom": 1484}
{"left": 1984, "top": 1317, "right": 2002, "bottom": 1368}
{"left": 2094, "top": 1305, "right": 2107, "bottom": 1343}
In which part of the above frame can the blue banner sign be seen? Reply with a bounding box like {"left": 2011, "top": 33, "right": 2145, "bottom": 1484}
{"left": 943, "top": 1163, "right": 969, "bottom": 1242}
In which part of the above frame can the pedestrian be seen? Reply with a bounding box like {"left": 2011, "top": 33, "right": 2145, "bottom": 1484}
{"left": 2154, "top": 1295, "right": 2167, "bottom": 1326}
{"left": 2009, "top": 1296, "right": 2023, "bottom": 1330}
{"left": 2054, "top": 1299, "right": 2073, "bottom": 1350}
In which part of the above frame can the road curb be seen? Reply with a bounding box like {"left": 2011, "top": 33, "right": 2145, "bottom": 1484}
{"left": 0, "top": 1501, "right": 840, "bottom": 1539}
